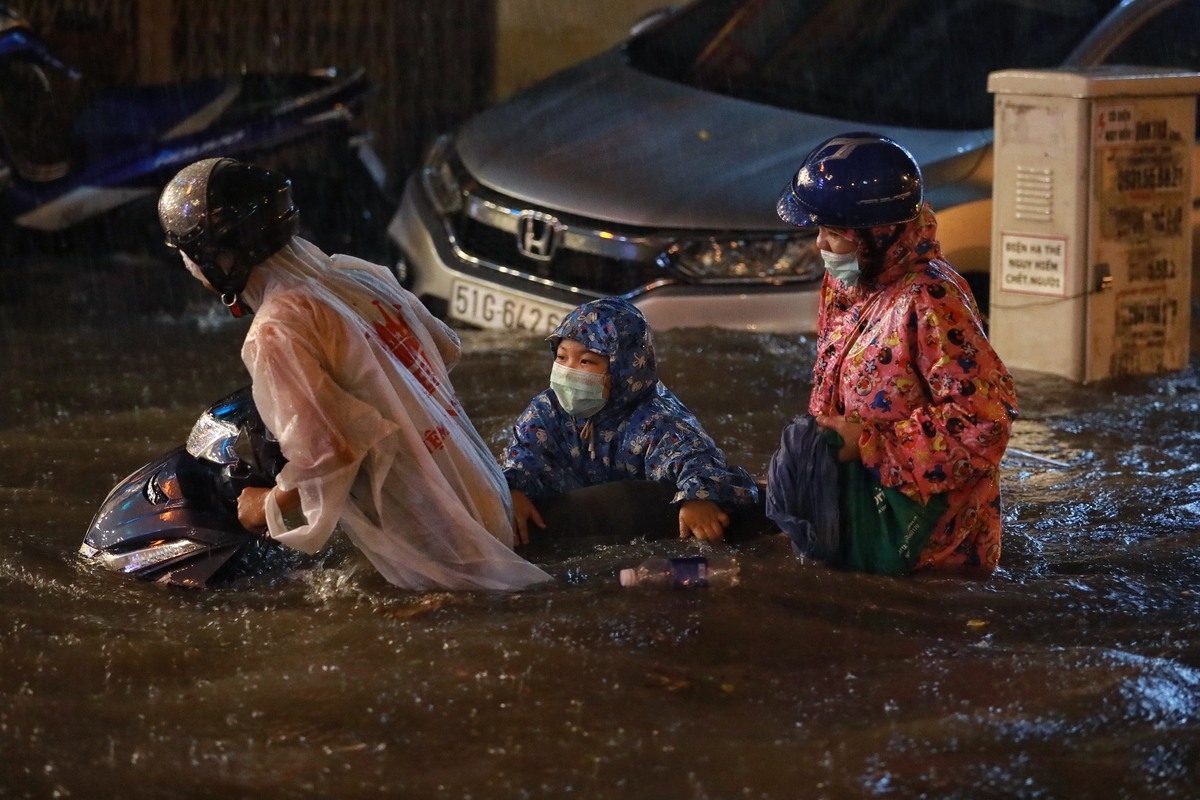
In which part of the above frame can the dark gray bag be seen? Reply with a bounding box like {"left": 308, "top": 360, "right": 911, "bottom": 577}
{"left": 765, "top": 414, "right": 841, "bottom": 562}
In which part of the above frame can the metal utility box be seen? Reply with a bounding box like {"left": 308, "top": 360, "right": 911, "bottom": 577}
{"left": 988, "top": 67, "right": 1200, "bottom": 382}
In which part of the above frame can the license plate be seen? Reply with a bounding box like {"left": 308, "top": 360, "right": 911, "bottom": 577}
{"left": 449, "top": 279, "right": 572, "bottom": 335}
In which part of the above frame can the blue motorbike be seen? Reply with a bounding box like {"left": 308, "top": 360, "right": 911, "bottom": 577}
{"left": 0, "top": 6, "right": 394, "bottom": 304}
{"left": 80, "top": 386, "right": 304, "bottom": 587}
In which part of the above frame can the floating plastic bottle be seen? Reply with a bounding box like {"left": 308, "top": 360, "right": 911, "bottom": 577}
{"left": 618, "top": 554, "right": 740, "bottom": 589}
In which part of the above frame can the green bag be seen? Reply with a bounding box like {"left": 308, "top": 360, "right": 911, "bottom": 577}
{"left": 828, "top": 432, "right": 948, "bottom": 575}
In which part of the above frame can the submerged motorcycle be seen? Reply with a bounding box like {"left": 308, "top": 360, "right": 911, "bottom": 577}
{"left": 80, "top": 387, "right": 302, "bottom": 587}
{"left": 0, "top": 6, "right": 393, "bottom": 294}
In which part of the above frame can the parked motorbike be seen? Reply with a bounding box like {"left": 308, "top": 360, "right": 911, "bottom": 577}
{"left": 0, "top": 5, "right": 394, "bottom": 304}
{"left": 79, "top": 386, "right": 301, "bottom": 587}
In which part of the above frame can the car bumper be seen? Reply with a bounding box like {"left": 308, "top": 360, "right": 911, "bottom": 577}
{"left": 387, "top": 176, "right": 821, "bottom": 336}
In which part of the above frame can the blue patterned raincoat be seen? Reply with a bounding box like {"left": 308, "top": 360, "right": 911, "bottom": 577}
{"left": 502, "top": 298, "right": 759, "bottom": 508}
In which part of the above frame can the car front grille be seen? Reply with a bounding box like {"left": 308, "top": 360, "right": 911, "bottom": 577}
{"left": 451, "top": 214, "right": 669, "bottom": 295}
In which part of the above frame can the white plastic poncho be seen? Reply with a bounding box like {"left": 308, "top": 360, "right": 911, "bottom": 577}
{"left": 237, "top": 238, "right": 552, "bottom": 591}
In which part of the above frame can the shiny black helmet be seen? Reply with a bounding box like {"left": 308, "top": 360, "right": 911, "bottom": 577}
{"left": 777, "top": 132, "right": 923, "bottom": 229}
{"left": 158, "top": 158, "right": 298, "bottom": 297}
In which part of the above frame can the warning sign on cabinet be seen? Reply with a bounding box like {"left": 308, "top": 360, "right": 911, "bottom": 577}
{"left": 998, "top": 233, "right": 1067, "bottom": 297}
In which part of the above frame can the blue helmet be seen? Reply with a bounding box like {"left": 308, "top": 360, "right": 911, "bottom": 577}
{"left": 776, "top": 132, "right": 923, "bottom": 229}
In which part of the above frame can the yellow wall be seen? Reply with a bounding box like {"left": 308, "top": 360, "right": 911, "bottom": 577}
{"left": 495, "top": 0, "right": 671, "bottom": 100}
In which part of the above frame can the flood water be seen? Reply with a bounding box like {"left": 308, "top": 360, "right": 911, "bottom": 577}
{"left": 2, "top": 281, "right": 1200, "bottom": 799}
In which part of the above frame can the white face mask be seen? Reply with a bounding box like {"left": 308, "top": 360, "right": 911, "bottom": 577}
{"left": 820, "top": 248, "right": 861, "bottom": 286}
{"left": 550, "top": 362, "right": 608, "bottom": 418}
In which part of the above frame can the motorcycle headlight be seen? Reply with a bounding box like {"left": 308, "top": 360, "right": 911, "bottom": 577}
{"left": 186, "top": 413, "right": 241, "bottom": 464}
{"left": 95, "top": 539, "right": 209, "bottom": 575}
{"left": 669, "top": 236, "right": 823, "bottom": 283}
{"left": 420, "top": 134, "right": 463, "bottom": 215}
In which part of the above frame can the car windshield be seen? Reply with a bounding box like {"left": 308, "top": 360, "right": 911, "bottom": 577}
{"left": 626, "top": 0, "right": 1122, "bottom": 130}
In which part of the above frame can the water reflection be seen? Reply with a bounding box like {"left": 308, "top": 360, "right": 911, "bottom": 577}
{"left": 2, "top": 303, "right": 1199, "bottom": 798}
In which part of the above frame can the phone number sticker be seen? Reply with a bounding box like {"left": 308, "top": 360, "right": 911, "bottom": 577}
{"left": 449, "top": 279, "right": 572, "bottom": 335}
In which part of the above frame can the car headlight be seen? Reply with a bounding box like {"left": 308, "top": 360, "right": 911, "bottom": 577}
{"left": 669, "top": 236, "right": 823, "bottom": 283}
{"left": 186, "top": 413, "right": 240, "bottom": 464}
{"left": 420, "top": 134, "right": 463, "bottom": 215}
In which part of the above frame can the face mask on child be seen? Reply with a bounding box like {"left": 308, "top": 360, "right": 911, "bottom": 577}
{"left": 550, "top": 362, "right": 607, "bottom": 418}
{"left": 820, "top": 249, "right": 861, "bottom": 286}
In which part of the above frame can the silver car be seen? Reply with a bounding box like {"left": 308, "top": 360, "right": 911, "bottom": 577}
{"left": 387, "top": 0, "right": 1200, "bottom": 335}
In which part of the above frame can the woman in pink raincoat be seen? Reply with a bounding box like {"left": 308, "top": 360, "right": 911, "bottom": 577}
{"left": 776, "top": 132, "right": 1017, "bottom": 574}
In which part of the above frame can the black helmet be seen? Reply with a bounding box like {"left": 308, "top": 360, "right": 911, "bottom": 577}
{"left": 158, "top": 158, "right": 298, "bottom": 297}
{"left": 777, "top": 132, "right": 923, "bottom": 229}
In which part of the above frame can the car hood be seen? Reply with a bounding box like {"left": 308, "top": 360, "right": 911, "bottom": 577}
{"left": 456, "top": 49, "right": 993, "bottom": 231}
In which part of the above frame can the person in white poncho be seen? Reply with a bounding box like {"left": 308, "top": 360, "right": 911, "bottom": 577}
{"left": 157, "top": 157, "right": 551, "bottom": 591}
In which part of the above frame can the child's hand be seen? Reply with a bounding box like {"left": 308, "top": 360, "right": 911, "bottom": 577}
{"left": 510, "top": 489, "right": 546, "bottom": 546}
{"left": 678, "top": 499, "right": 729, "bottom": 542}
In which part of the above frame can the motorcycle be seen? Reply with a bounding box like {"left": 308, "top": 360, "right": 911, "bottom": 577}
{"left": 79, "top": 386, "right": 306, "bottom": 587}
{"left": 0, "top": 6, "right": 394, "bottom": 304}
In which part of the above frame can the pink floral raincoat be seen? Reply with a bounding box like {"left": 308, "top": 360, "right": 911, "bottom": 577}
{"left": 809, "top": 204, "right": 1017, "bottom": 573}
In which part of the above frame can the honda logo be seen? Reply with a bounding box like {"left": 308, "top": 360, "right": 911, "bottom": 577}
{"left": 516, "top": 210, "right": 562, "bottom": 262}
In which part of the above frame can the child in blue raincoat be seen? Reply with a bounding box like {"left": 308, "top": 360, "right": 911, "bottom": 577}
{"left": 503, "top": 297, "right": 759, "bottom": 544}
